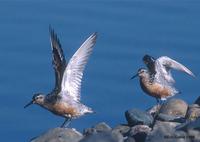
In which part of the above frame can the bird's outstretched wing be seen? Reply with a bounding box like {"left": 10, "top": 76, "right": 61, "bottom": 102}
{"left": 49, "top": 27, "right": 66, "bottom": 91}
{"left": 155, "top": 56, "right": 195, "bottom": 84}
{"left": 61, "top": 33, "right": 97, "bottom": 102}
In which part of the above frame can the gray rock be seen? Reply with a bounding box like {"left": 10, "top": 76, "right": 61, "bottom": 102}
{"left": 83, "top": 128, "right": 97, "bottom": 136}
{"left": 31, "top": 128, "right": 83, "bottom": 142}
{"left": 159, "top": 99, "right": 188, "bottom": 118}
{"left": 83, "top": 122, "right": 111, "bottom": 136}
{"left": 176, "top": 117, "right": 200, "bottom": 131}
{"left": 129, "top": 125, "right": 151, "bottom": 142}
{"left": 173, "top": 131, "right": 191, "bottom": 142}
{"left": 125, "top": 137, "right": 136, "bottom": 142}
{"left": 112, "top": 124, "right": 130, "bottom": 136}
{"left": 157, "top": 113, "right": 186, "bottom": 123}
{"left": 80, "top": 131, "right": 124, "bottom": 142}
{"left": 187, "top": 129, "right": 200, "bottom": 142}
{"left": 125, "top": 108, "right": 154, "bottom": 126}
{"left": 129, "top": 125, "right": 151, "bottom": 136}
{"left": 146, "top": 105, "right": 161, "bottom": 116}
{"left": 174, "top": 130, "right": 188, "bottom": 138}
{"left": 186, "top": 104, "right": 200, "bottom": 121}
{"left": 145, "top": 121, "right": 181, "bottom": 142}
{"left": 93, "top": 122, "right": 112, "bottom": 132}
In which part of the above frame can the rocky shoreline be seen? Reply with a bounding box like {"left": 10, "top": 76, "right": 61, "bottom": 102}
{"left": 31, "top": 97, "right": 200, "bottom": 142}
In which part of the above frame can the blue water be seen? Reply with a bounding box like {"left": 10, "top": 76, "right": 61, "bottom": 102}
{"left": 0, "top": 0, "right": 200, "bottom": 141}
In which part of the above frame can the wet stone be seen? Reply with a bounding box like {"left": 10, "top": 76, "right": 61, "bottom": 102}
{"left": 31, "top": 128, "right": 83, "bottom": 142}
{"left": 93, "top": 122, "right": 112, "bottom": 132}
{"left": 83, "top": 122, "right": 111, "bottom": 136}
{"left": 83, "top": 128, "right": 97, "bottom": 136}
{"left": 173, "top": 131, "right": 191, "bottom": 142}
{"left": 186, "top": 104, "right": 200, "bottom": 121}
{"left": 80, "top": 131, "right": 123, "bottom": 142}
{"left": 129, "top": 125, "right": 151, "bottom": 142}
{"left": 145, "top": 121, "right": 181, "bottom": 142}
{"left": 124, "top": 137, "right": 136, "bottom": 142}
{"left": 174, "top": 130, "right": 188, "bottom": 138}
{"left": 187, "top": 129, "right": 200, "bottom": 142}
{"left": 125, "top": 108, "right": 153, "bottom": 126}
{"left": 129, "top": 125, "right": 151, "bottom": 136}
{"left": 159, "top": 98, "right": 188, "bottom": 118}
{"left": 112, "top": 124, "right": 130, "bottom": 136}
{"left": 176, "top": 117, "right": 200, "bottom": 131}
{"left": 157, "top": 113, "right": 186, "bottom": 123}
{"left": 146, "top": 104, "right": 161, "bottom": 116}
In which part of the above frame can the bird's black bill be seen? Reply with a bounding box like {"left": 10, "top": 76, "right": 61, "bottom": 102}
{"left": 24, "top": 100, "right": 34, "bottom": 108}
{"left": 130, "top": 73, "right": 138, "bottom": 79}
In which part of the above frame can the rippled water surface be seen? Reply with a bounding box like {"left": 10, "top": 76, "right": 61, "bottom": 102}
{"left": 0, "top": 0, "right": 200, "bottom": 141}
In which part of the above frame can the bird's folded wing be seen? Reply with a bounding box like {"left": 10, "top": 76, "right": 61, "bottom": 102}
{"left": 61, "top": 33, "right": 97, "bottom": 101}
{"left": 49, "top": 27, "right": 66, "bottom": 91}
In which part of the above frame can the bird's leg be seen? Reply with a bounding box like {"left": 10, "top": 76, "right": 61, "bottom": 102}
{"left": 61, "top": 117, "right": 72, "bottom": 128}
{"left": 156, "top": 98, "right": 166, "bottom": 106}
{"left": 150, "top": 98, "right": 161, "bottom": 127}
{"left": 156, "top": 98, "right": 161, "bottom": 105}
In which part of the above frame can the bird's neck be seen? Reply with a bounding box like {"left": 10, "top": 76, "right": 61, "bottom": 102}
{"left": 139, "top": 74, "right": 154, "bottom": 96}
{"left": 41, "top": 95, "right": 60, "bottom": 110}
{"left": 139, "top": 73, "right": 153, "bottom": 86}
{"left": 36, "top": 100, "right": 54, "bottom": 111}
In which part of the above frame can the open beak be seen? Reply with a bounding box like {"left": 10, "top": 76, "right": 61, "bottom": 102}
{"left": 130, "top": 73, "right": 138, "bottom": 80}
{"left": 24, "top": 100, "right": 34, "bottom": 108}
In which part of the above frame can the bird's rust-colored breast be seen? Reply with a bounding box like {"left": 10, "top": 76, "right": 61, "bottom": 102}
{"left": 140, "top": 79, "right": 171, "bottom": 99}
{"left": 46, "top": 102, "right": 78, "bottom": 117}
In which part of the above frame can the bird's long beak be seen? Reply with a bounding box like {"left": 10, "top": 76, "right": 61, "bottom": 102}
{"left": 130, "top": 73, "right": 138, "bottom": 79}
{"left": 24, "top": 100, "right": 34, "bottom": 108}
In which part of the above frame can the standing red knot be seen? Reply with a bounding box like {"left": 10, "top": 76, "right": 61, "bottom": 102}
{"left": 131, "top": 55, "right": 195, "bottom": 104}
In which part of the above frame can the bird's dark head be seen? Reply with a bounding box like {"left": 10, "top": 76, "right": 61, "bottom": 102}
{"left": 143, "top": 54, "right": 155, "bottom": 65}
{"left": 131, "top": 68, "right": 148, "bottom": 79}
{"left": 24, "top": 93, "right": 45, "bottom": 108}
